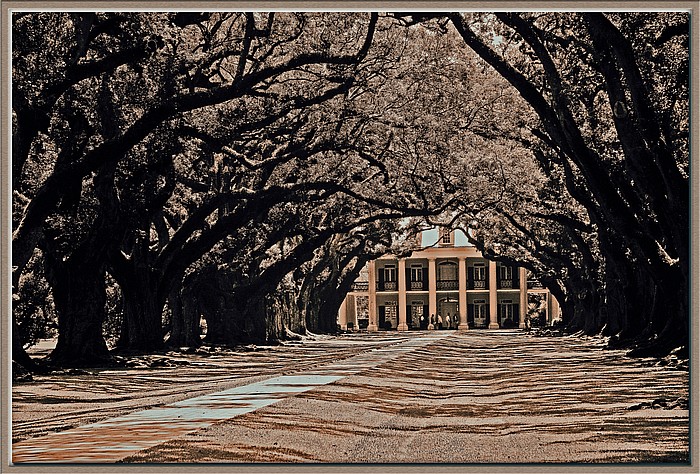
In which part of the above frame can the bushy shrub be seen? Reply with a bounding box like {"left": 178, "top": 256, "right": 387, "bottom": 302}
{"left": 14, "top": 251, "right": 57, "bottom": 347}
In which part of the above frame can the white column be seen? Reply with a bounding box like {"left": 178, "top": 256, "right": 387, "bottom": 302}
{"left": 368, "top": 260, "right": 378, "bottom": 332}
{"left": 519, "top": 267, "right": 527, "bottom": 329}
{"left": 397, "top": 259, "right": 408, "bottom": 331}
{"left": 458, "top": 257, "right": 468, "bottom": 331}
{"left": 428, "top": 258, "right": 437, "bottom": 329}
{"left": 551, "top": 293, "right": 560, "bottom": 325}
{"left": 338, "top": 298, "right": 348, "bottom": 330}
{"left": 351, "top": 295, "right": 359, "bottom": 329}
{"left": 488, "top": 260, "right": 499, "bottom": 329}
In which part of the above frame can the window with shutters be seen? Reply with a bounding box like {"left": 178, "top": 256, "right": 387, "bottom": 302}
{"left": 383, "top": 264, "right": 397, "bottom": 290}
{"left": 410, "top": 265, "right": 424, "bottom": 290}
{"left": 473, "top": 263, "right": 486, "bottom": 289}
{"left": 499, "top": 265, "right": 513, "bottom": 288}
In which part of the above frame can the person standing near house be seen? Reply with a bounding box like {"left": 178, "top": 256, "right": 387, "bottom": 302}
{"left": 429, "top": 314, "right": 435, "bottom": 330}
{"left": 437, "top": 313, "right": 443, "bottom": 330}
{"left": 446, "top": 313, "right": 452, "bottom": 329}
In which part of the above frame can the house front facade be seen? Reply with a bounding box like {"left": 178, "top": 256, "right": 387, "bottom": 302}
{"left": 338, "top": 229, "right": 559, "bottom": 331}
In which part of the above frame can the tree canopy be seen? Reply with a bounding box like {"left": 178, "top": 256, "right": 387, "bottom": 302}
{"left": 398, "top": 12, "right": 689, "bottom": 355}
{"left": 10, "top": 11, "right": 690, "bottom": 370}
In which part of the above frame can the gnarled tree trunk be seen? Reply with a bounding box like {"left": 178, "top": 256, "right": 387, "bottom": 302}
{"left": 116, "top": 273, "right": 165, "bottom": 351}
{"left": 166, "top": 286, "right": 202, "bottom": 348}
{"left": 44, "top": 249, "right": 112, "bottom": 366}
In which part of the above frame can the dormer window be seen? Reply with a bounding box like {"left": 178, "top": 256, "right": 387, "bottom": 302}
{"left": 439, "top": 228, "right": 453, "bottom": 246}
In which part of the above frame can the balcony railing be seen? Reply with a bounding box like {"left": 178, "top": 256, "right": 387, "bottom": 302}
{"left": 436, "top": 280, "right": 458, "bottom": 290}
{"left": 364, "top": 278, "right": 535, "bottom": 292}
{"left": 351, "top": 282, "right": 369, "bottom": 291}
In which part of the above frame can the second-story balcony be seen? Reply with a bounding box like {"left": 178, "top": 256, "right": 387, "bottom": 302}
{"left": 436, "top": 280, "right": 458, "bottom": 290}
{"left": 369, "top": 277, "right": 532, "bottom": 292}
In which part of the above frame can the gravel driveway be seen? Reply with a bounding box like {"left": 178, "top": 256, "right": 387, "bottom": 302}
{"left": 12, "top": 330, "right": 689, "bottom": 464}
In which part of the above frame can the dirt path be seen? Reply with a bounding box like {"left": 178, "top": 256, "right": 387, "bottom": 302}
{"left": 12, "top": 330, "right": 689, "bottom": 464}
{"left": 12, "top": 333, "right": 403, "bottom": 443}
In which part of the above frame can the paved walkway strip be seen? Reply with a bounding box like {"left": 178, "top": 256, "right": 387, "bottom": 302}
{"left": 12, "top": 333, "right": 449, "bottom": 463}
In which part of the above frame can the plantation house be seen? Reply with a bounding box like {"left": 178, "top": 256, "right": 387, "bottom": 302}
{"left": 338, "top": 229, "right": 560, "bottom": 331}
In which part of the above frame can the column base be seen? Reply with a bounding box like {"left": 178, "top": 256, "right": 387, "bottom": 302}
{"left": 488, "top": 323, "right": 500, "bottom": 329}
{"left": 519, "top": 322, "right": 527, "bottom": 329}
{"left": 427, "top": 324, "right": 435, "bottom": 330}
{"left": 397, "top": 323, "right": 409, "bottom": 331}
{"left": 458, "top": 324, "right": 469, "bottom": 331}
{"left": 368, "top": 324, "right": 378, "bottom": 332}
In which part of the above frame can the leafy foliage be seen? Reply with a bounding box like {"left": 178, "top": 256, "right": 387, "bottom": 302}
{"left": 11, "top": 11, "right": 688, "bottom": 366}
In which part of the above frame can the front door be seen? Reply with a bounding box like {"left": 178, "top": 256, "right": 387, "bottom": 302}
{"left": 438, "top": 299, "right": 458, "bottom": 328}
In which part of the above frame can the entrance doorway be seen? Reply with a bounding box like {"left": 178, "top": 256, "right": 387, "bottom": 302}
{"left": 438, "top": 297, "right": 458, "bottom": 329}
